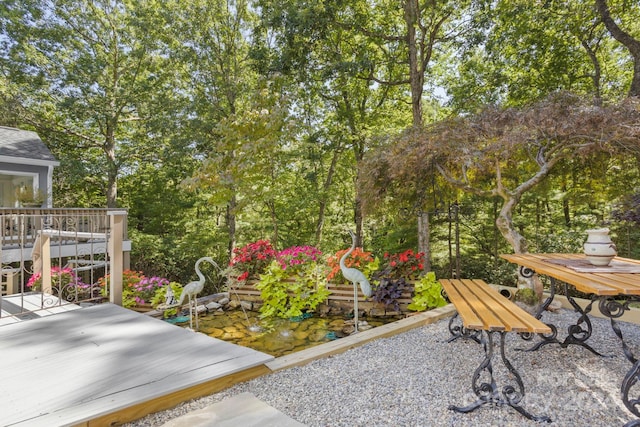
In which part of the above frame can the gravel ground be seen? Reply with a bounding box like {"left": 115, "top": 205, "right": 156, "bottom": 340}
{"left": 126, "top": 308, "right": 640, "bottom": 427}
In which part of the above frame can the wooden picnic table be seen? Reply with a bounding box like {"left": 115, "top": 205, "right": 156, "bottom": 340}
{"left": 501, "top": 253, "right": 640, "bottom": 425}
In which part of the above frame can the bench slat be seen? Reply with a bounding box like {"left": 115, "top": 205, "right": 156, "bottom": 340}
{"left": 447, "top": 279, "right": 506, "bottom": 331}
{"left": 440, "top": 279, "right": 486, "bottom": 330}
{"left": 440, "top": 278, "right": 551, "bottom": 334}
{"left": 465, "top": 279, "right": 548, "bottom": 333}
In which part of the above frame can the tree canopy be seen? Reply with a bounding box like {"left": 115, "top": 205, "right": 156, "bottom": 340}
{"left": 1, "top": 0, "right": 640, "bottom": 287}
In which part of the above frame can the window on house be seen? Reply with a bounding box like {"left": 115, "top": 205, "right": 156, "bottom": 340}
{"left": 0, "top": 174, "right": 37, "bottom": 207}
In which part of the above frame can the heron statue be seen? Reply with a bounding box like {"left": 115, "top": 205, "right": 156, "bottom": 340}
{"left": 340, "top": 230, "right": 372, "bottom": 333}
{"left": 178, "top": 256, "right": 220, "bottom": 330}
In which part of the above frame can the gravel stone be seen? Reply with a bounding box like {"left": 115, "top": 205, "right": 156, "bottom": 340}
{"left": 125, "top": 308, "right": 640, "bottom": 427}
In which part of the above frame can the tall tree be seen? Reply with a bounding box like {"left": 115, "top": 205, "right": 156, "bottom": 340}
{"left": 364, "top": 93, "right": 640, "bottom": 297}
{"left": 259, "top": 0, "right": 478, "bottom": 255}
{"left": 0, "top": 0, "right": 176, "bottom": 207}
{"left": 444, "top": 0, "right": 631, "bottom": 111}
{"left": 257, "top": 0, "right": 411, "bottom": 246}
{"left": 170, "top": 0, "right": 264, "bottom": 255}
{"left": 596, "top": 0, "right": 640, "bottom": 97}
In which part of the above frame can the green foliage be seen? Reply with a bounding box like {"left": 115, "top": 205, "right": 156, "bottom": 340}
{"left": 0, "top": 0, "right": 180, "bottom": 207}
{"left": 379, "top": 249, "right": 426, "bottom": 280}
{"left": 515, "top": 287, "right": 539, "bottom": 306}
{"left": 255, "top": 260, "right": 331, "bottom": 319}
{"left": 408, "top": 272, "right": 447, "bottom": 312}
{"left": 3, "top": 0, "right": 640, "bottom": 295}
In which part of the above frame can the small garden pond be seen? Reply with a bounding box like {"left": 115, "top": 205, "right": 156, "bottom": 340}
{"left": 171, "top": 310, "right": 401, "bottom": 358}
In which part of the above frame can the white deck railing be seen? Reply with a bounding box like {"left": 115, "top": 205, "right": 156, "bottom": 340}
{"left": 0, "top": 209, "right": 129, "bottom": 323}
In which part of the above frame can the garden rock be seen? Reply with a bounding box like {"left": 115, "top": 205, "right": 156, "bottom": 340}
{"left": 206, "top": 301, "right": 222, "bottom": 311}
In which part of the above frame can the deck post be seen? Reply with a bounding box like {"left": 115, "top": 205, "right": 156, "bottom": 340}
{"left": 108, "top": 211, "right": 126, "bottom": 306}
{"left": 41, "top": 234, "right": 51, "bottom": 293}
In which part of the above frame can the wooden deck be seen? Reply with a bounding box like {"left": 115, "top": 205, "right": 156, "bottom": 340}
{"left": 0, "top": 293, "right": 82, "bottom": 326}
{"left": 0, "top": 303, "right": 274, "bottom": 426}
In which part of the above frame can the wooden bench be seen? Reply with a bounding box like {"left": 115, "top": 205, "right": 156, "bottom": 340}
{"left": 439, "top": 278, "right": 552, "bottom": 423}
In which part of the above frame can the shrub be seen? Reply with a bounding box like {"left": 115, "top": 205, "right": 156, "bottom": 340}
{"left": 228, "top": 240, "right": 277, "bottom": 281}
{"left": 515, "top": 287, "right": 539, "bottom": 306}
{"left": 380, "top": 249, "right": 425, "bottom": 280}
{"left": 256, "top": 260, "right": 330, "bottom": 319}
{"left": 26, "top": 267, "right": 87, "bottom": 297}
{"left": 99, "top": 270, "right": 170, "bottom": 308}
{"left": 372, "top": 277, "right": 411, "bottom": 311}
{"left": 407, "top": 272, "right": 447, "bottom": 311}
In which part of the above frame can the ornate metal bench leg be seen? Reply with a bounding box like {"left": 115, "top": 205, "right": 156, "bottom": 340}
{"left": 447, "top": 313, "right": 481, "bottom": 344}
{"left": 518, "top": 267, "right": 556, "bottom": 346}
{"left": 449, "top": 331, "right": 551, "bottom": 423}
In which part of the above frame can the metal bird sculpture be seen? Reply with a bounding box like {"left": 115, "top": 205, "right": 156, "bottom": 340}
{"left": 340, "top": 230, "right": 372, "bottom": 334}
{"left": 340, "top": 230, "right": 372, "bottom": 297}
{"left": 179, "top": 256, "right": 220, "bottom": 330}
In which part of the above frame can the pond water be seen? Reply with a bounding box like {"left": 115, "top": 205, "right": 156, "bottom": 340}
{"left": 172, "top": 310, "right": 400, "bottom": 358}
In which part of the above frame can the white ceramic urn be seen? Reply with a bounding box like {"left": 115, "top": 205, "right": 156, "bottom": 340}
{"left": 583, "top": 228, "right": 617, "bottom": 266}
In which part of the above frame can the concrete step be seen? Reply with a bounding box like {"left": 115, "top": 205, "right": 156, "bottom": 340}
{"left": 160, "top": 392, "right": 306, "bottom": 427}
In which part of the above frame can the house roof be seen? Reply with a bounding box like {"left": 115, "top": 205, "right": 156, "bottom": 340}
{"left": 0, "top": 126, "right": 59, "bottom": 166}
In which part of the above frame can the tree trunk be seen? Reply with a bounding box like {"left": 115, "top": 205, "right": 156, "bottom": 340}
{"left": 227, "top": 194, "right": 237, "bottom": 258}
{"left": 581, "top": 39, "right": 602, "bottom": 105}
{"left": 562, "top": 181, "right": 571, "bottom": 228}
{"left": 105, "top": 148, "right": 118, "bottom": 209}
{"left": 496, "top": 195, "right": 527, "bottom": 252}
{"left": 417, "top": 212, "right": 431, "bottom": 272}
{"left": 354, "top": 188, "right": 364, "bottom": 248}
{"left": 404, "top": 0, "right": 423, "bottom": 126}
{"left": 104, "top": 124, "right": 118, "bottom": 208}
{"left": 404, "top": 0, "right": 435, "bottom": 269}
{"left": 496, "top": 194, "right": 543, "bottom": 299}
{"left": 266, "top": 199, "right": 279, "bottom": 248}
{"left": 315, "top": 147, "right": 341, "bottom": 245}
{"left": 596, "top": 0, "right": 640, "bottom": 97}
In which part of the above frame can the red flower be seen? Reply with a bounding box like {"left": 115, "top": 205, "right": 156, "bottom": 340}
{"left": 382, "top": 249, "right": 425, "bottom": 280}
{"left": 229, "top": 240, "right": 277, "bottom": 278}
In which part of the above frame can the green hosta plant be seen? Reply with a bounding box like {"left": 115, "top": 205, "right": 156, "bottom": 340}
{"left": 407, "top": 272, "right": 447, "bottom": 311}
{"left": 256, "top": 260, "right": 330, "bottom": 319}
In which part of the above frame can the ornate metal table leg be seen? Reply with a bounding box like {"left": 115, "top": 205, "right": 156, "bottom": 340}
{"left": 447, "top": 313, "right": 481, "bottom": 343}
{"left": 559, "top": 287, "right": 608, "bottom": 356}
{"left": 521, "top": 277, "right": 606, "bottom": 356}
{"left": 449, "top": 330, "right": 551, "bottom": 423}
{"left": 622, "top": 361, "right": 640, "bottom": 427}
{"left": 600, "top": 297, "right": 640, "bottom": 426}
